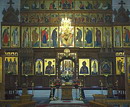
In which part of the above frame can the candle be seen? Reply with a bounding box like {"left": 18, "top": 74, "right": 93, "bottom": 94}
{"left": 32, "top": 82, "right": 34, "bottom": 87}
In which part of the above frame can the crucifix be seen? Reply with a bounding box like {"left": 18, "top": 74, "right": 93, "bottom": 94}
{"left": 119, "top": 0, "right": 125, "bottom": 7}
{"left": 7, "top": 0, "right": 14, "bottom": 7}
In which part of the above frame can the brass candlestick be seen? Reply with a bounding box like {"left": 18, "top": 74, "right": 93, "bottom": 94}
{"left": 50, "top": 82, "right": 55, "bottom": 101}
{"left": 84, "top": 74, "right": 87, "bottom": 87}
{"left": 78, "top": 82, "right": 83, "bottom": 100}
{"left": 99, "top": 80, "right": 103, "bottom": 95}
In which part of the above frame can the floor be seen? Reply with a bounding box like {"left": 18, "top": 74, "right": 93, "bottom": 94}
{"left": 18, "top": 89, "right": 108, "bottom": 104}
{"left": 18, "top": 89, "right": 128, "bottom": 107}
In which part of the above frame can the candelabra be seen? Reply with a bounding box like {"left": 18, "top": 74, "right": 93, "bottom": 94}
{"left": 56, "top": 87, "right": 60, "bottom": 100}
{"left": 56, "top": 63, "right": 60, "bottom": 100}
{"left": 115, "top": 80, "right": 119, "bottom": 95}
{"left": 83, "top": 74, "right": 87, "bottom": 87}
{"left": 15, "top": 80, "right": 18, "bottom": 95}
{"left": 56, "top": 68, "right": 58, "bottom": 79}
{"left": 78, "top": 82, "right": 83, "bottom": 100}
{"left": 75, "top": 86, "right": 78, "bottom": 100}
{"left": 99, "top": 80, "right": 103, "bottom": 95}
{"left": 50, "top": 82, "right": 55, "bottom": 101}
{"left": 31, "top": 82, "right": 34, "bottom": 95}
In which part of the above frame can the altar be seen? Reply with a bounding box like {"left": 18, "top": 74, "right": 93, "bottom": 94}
{"left": 61, "top": 85, "right": 73, "bottom": 100}
{"left": 56, "top": 49, "right": 77, "bottom": 100}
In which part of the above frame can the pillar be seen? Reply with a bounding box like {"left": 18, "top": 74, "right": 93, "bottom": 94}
{"left": 0, "top": 50, "right": 5, "bottom": 99}
{"left": 125, "top": 50, "right": 130, "bottom": 99}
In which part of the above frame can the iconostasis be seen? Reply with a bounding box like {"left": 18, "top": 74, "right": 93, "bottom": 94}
{"left": 1, "top": 0, "right": 129, "bottom": 86}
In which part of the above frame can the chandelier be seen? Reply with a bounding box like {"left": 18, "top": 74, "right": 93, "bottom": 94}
{"left": 60, "top": 17, "right": 73, "bottom": 34}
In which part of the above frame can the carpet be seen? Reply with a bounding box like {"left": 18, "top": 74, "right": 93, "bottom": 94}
{"left": 36, "top": 104, "right": 91, "bottom": 107}
{"left": 62, "top": 101, "right": 71, "bottom": 102}
{"left": 50, "top": 100, "right": 84, "bottom": 104}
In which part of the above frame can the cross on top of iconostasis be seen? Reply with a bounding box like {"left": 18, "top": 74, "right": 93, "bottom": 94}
{"left": 7, "top": 0, "right": 14, "bottom": 7}
{"left": 119, "top": 0, "right": 125, "bottom": 7}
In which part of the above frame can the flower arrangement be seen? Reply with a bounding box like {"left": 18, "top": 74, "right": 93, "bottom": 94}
{"left": 54, "top": 79, "right": 62, "bottom": 88}
{"left": 49, "top": 80, "right": 55, "bottom": 87}
{"left": 61, "top": 70, "right": 73, "bottom": 82}
{"left": 73, "top": 79, "right": 80, "bottom": 88}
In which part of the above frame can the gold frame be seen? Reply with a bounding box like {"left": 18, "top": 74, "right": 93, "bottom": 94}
{"left": 123, "top": 26, "right": 130, "bottom": 47}
{"left": 100, "top": 60, "right": 112, "bottom": 75}
{"left": 113, "top": 26, "right": 122, "bottom": 47}
{"left": 11, "top": 26, "right": 20, "bottom": 48}
{"left": 22, "top": 60, "right": 33, "bottom": 75}
{"left": 2, "top": 26, "right": 11, "bottom": 48}
{"left": 75, "top": 26, "right": 84, "bottom": 47}
{"left": 116, "top": 57, "right": 125, "bottom": 75}
{"left": 35, "top": 59, "right": 43, "bottom": 75}
{"left": 31, "top": 27, "right": 40, "bottom": 48}
{"left": 22, "top": 27, "right": 31, "bottom": 48}
{"left": 84, "top": 27, "right": 94, "bottom": 48}
{"left": 44, "top": 59, "right": 56, "bottom": 75}
{"left": 79, "top": 59, "right": 90, "bottom": 75}
{"left": 91, "top": 59, "right": 98, "bottom": 75}
{"left": 40, "top": 27, "right": 50, "bottom": 48}
{"left": 4, "top": 57, "right": 18, "bottom": 75}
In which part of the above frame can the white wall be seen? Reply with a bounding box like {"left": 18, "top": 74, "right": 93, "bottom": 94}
{"left": 0, "top": 0, "right": 130, "bottom": 49}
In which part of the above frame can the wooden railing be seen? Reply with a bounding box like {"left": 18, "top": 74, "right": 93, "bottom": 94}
{"left": 0, "top": 100, "right": 20, "bottom": 107}
{"left": 13, "top": 101, "right": 36, "bottom": 107}
{"left": 103, "top": 99, "right": 130, "bottom": 107}
{"left": 0, "top": 100, "right": 36, "bottom": 107}
{"left": 90, "top": 99, "right": 130, "bottom": 107}
{"left": 89, "top": 100, "right": 111, "bottom": 107}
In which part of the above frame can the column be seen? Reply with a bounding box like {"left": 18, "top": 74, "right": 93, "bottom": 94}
{"left": 125, "top": 50, "right": 130, "bottom": 99}
{"left": 0, "top": 51, "right": 5, "bottom": 99}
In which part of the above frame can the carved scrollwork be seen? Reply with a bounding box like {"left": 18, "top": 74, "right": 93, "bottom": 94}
{"left": 113, "top": 0, "right": 130, "bottom": 23}
{"left": 2, "top": 0, "right": 19, "bottom": 23}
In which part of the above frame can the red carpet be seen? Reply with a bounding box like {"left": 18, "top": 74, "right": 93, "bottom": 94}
{"left": 36, "top": 104, "right": 91, "bottom": 107}
{"left": 62, "top": 101, "right": 71, "bottom": 102}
